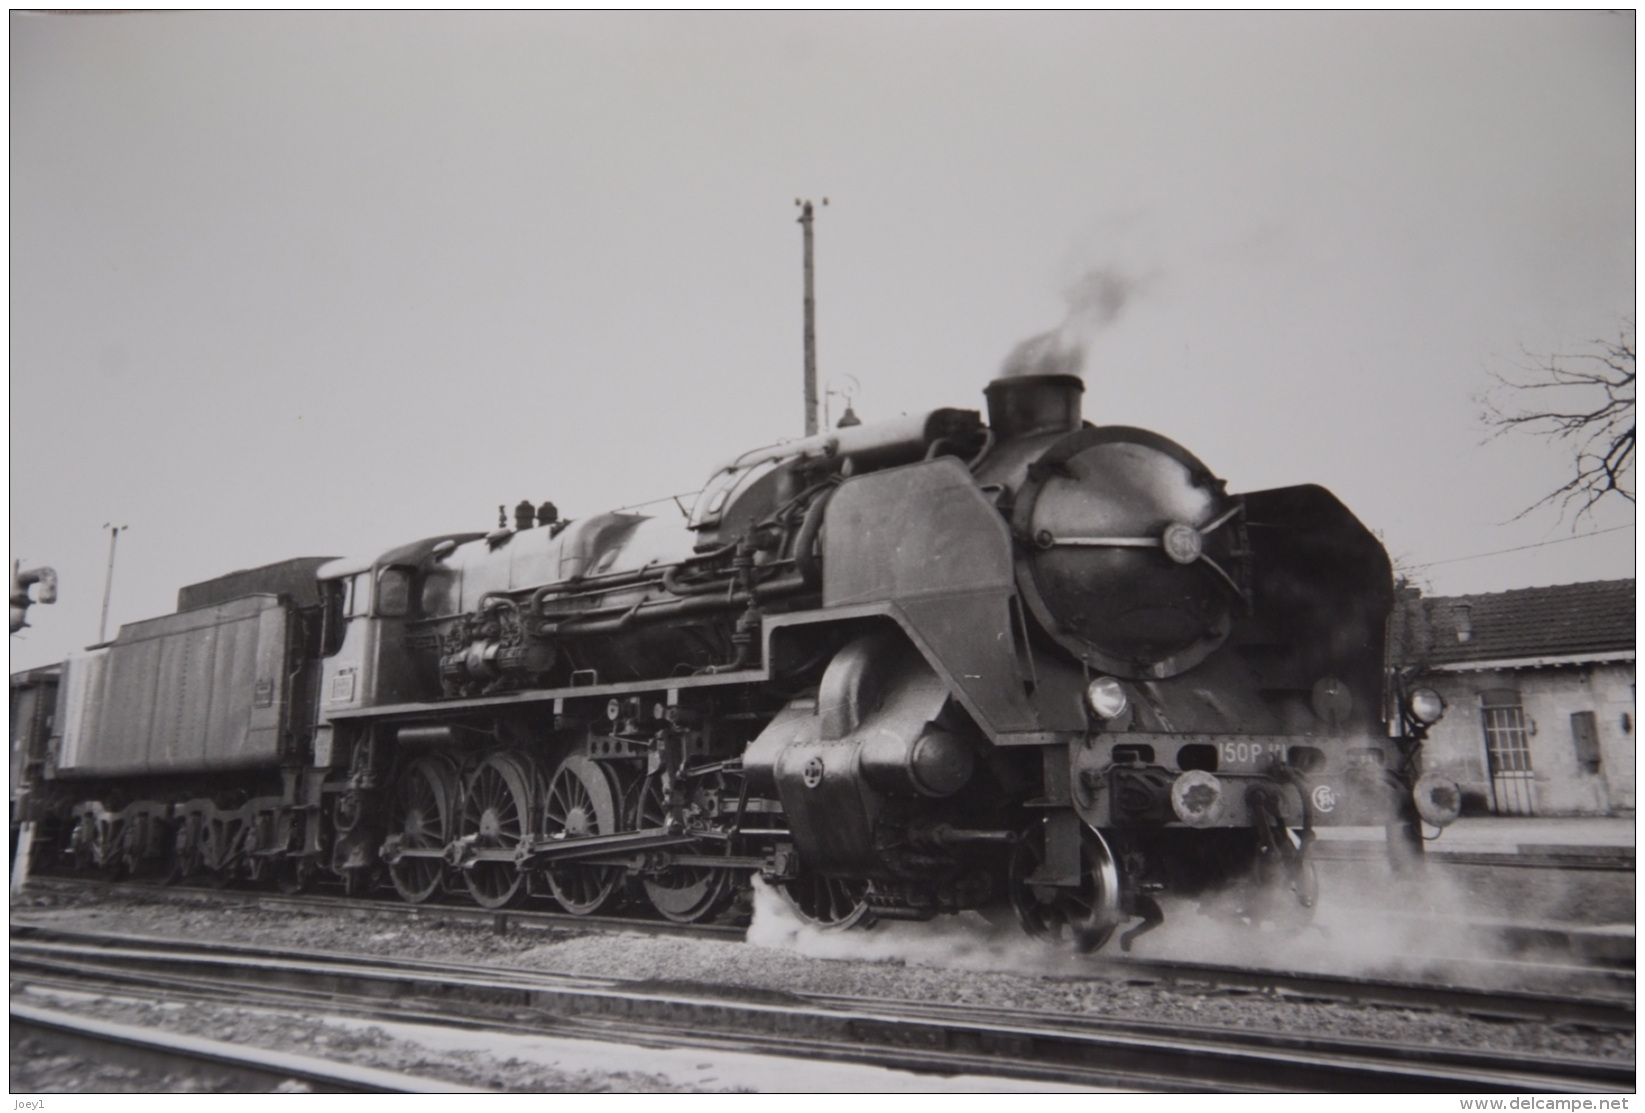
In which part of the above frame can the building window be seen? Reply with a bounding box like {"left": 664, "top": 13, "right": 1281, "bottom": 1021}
{"left": 1570, "top": 711, "right": 1602, "bottom": 774}
{"left": 1480, "top": 689, "right": 1535, "bottom": 816}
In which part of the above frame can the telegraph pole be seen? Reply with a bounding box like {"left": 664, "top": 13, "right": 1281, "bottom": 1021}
{"left": 98, "top": 523, "right": 126, "bottom": 645}
{"left": 796, "top": 198, "right": 827, "bottom": 436}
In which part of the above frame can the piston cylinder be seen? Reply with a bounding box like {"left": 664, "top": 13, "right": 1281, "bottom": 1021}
{"left": 860, "top": 727, "right": 975, "bottom": 798}
{"left": 743, "top": 632, "right": 977, "bottom": 876}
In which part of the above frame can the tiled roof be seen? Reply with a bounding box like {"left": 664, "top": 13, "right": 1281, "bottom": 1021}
{"left": 1390, "top": 579, "right": 1635, "bottom": 668}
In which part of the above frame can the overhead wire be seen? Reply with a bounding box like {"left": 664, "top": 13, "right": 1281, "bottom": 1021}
{"left": 1404, "top": 523, "right": 1634, "bottom": 569}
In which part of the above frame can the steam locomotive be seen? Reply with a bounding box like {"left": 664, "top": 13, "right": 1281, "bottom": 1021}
{"left": 11, "top": 358, "right": 1460, "bottom": 952}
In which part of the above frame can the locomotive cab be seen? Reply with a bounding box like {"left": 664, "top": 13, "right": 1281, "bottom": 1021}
{"left": 314, "top": 536, "right": 481, "bottom": 761}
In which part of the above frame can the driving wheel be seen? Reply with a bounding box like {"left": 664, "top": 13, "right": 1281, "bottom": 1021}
{"left": 542, "top": 754, "right": 623, "bottom": 915}
{"left": 458, "top": 752, "right": 534, "bottom": 909}
{"left": 388, "top": 756, "right": 458, "bottom": 904}
{"left": 633, "top": 776, "right": 732, "bottom": 924}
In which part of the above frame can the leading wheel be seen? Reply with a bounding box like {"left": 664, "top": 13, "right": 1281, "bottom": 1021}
{"left": 633, "top": 777, "right": 732, "bottom": 924}
{"left": 542, "top": 755, "right": 622, "bottom": 916}
{"left": 458, "top": 753, "right": 534, "bottom": 909}
{"left": 388, "top": 756, "right": 457, "bottom": 904}
{"left": 1009, "top": 822, "right": 1123, "bottom": 953}
{"left": 782, "top": 867, "right": 875, "bottom": 930}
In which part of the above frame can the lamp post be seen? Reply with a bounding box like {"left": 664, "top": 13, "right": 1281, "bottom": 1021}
{"left": 98, "top": 523, "right": 126, "bottom": 645}
{"left": 796, "top": 197, "right": 828, "bottom": 437}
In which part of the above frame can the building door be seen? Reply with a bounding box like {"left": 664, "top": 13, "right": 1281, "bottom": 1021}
{"left": 1480, "top": 689, "right": 1535, "bottom": 816}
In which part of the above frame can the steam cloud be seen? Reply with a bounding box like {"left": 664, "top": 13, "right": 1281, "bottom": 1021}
{"left": 746, "top": 876, "right": 1087, "bottom": 976}
{"left": 1063, "top": 266, "right": 1137, "bottom": 331}
{"left": 748, "top": 858, "right": 1586, "bottom": 994}
{"left": 999, "top": 265, "right": 1143, "bottom": 380}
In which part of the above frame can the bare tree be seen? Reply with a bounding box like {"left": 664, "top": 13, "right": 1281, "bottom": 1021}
{"left": 1483, "top": 325, "right": 1635, "bottom": 521}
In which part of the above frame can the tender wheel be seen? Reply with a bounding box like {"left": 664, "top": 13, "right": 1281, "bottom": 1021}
{"left": 782, "top": 867, "right": 875, "bottom": 930}
{"left": 542, "top": 755, "right": 622, "bottom": 916}
{"left": 166, "top": 814, "right": 203, "bottom": 883}
{"left": 1009, "top": 822, "right": 1123, "bottom": 953}
{"left": 458, "top": 753, "right": 534, "bottom": 909}
{"left": 633, "top": 777, "right": 732, "bottom": 924}
{"left": 197, "top": 814, "right": 236, "bottom": 887}
{"left": 120, "top": 811, "right": 171, "bottom": 880}
{"left": 277, "top": 856, "right": 317, "bottom": 895}
{"left": 243, "top": 813, "right": 279, "bottom": 885}
{"left": 388, "top": 756, "right": 457, "bottom": 904}
{"left": 68, "top": 812, "right": 111, "bottom": 875}
{"left": 96, "top": 817, "right": 127, "bottom": 880}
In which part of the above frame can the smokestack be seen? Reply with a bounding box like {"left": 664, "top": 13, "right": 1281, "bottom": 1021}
{"left": 985, "top": 332, "right": 1085, "bottom": 441}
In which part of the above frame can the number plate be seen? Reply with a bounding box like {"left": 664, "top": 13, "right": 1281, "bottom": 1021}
{"left": 1215, "top": 739, "right": 1287, "bottom": 770}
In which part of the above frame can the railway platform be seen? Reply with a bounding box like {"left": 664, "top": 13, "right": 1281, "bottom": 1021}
{"left": 1314, "top": 815, "right": 1636, "bottom": 855}
{"left": 1308, "top": 816, "right": 1635, "bottom": 967}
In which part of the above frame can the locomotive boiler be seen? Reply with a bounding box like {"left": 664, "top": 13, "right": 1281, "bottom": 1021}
{"left": 20, "top": 355, "right": 1457, "bottom": 951}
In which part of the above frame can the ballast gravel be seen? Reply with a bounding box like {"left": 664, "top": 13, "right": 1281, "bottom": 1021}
{"left": 10, "top": 998, "right": 746, "bottom": 1094}
{"left": 10, "top": 883, "right": 1634, "bottom": 1093}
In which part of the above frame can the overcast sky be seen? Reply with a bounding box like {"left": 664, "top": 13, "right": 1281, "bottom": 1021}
{"left": 10, "top": 11, "right": 1636, "bottom": 671}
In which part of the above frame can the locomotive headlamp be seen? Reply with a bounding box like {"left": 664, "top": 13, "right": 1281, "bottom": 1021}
{"left": 1086, "top": 676, "right": 1130, "bottom": 720}
{"left": 1170, "top": 770, "right": 1225, "bottom": 827}
{"left": 1407, "top": 688, "right": 1446, "bottom": 725}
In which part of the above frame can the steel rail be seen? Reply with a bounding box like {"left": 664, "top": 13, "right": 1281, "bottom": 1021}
{"left": 11, "top": 1002, "right": 490, "bottom": 1094}
{"left": 18, "top": 875, "right": 1629, "bottom": 1023}
{"left": 19, "top": 875, "right": 750, "bottom": 941}
{"left": 1091, "top": 954, "right": 1634, "bottom": 1028}
{"left": 11, "top": 926, "right": 1633, "bottom": 1094}
{"left": 23, "top": 907, "right": 1626, "bottom": 1032}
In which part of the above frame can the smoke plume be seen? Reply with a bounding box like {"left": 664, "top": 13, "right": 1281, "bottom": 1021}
{"left": 1063, "top": 266, "right": 1137, "bottom": 332}
{"left": 999, "top": 265, "right": 1144, "bottom": 380}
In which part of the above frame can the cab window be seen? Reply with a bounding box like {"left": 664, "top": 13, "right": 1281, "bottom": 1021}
{"left": 320, "top": 580, "right": 348, "bottom": 656}
{"left": 420, "top": 566, "right": 457, "bottom": 618}
{"left": 375, "top": 567, "right": 412, "bottom": 618}
{"left": 344, "top": 573, "right": 369, "bottom": 618}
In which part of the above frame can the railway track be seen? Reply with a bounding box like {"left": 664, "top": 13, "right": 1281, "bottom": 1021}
{"left": 11, "top": 922, "right": 1634, "bottom": 1093}
{"left": 1097, "top": 954, "right": 1632, "bottom": 1028}
{"left": 12, "top": 1002, "right": 487, "bottom": 1093}
{"left": 19, "top": 875, "right": 1633, "bottom": 1024}
{"left": 21, "top": 874, "right": 748, "bottom": 941}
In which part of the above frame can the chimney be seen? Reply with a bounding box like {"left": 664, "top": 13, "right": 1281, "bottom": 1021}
{"left": 983, "top": 375, "right": 1084, "bottom": 441}
{"left": 1453, "top": 603, "right": 1473, "bottom": 644}
{"left": 986, "top": 331, "right": 1085, "bottom": 441}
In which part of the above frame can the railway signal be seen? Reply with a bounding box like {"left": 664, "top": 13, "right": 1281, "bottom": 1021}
{"left": 9, "top": 560, "right": 57, "bottom": 634}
